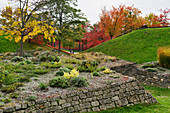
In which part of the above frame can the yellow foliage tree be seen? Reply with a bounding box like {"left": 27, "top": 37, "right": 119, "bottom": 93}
{"left": 0, "top": 0, "right": 57, "bottom": 56}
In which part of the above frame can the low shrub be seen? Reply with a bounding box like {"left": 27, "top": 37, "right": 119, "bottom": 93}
{"left": 64, "top": 64, "right": 74, "bottom": 70}
{"left": 2, "top": 74, "right": 19, "bottom": 85}
{"left": 109, "top": 75, "right": 120, "bottom": 78}
{"left": 13, "top": 82, "right": 24, "bottom": 87}
{"left": 9, "top": 92, "right": 19, "bottom": 98}
{"left": 56, "top": 70, "right": 64, "bottom": 76}
{"left": 96, "top": 66, "right": 107, "bottom": 71}
{"left": 37, "top": 47, "right": 44, "bottom": 51}
{"left": 92, "top": 71, "right": 100, "bottom": 76}
{"left": 157, "top": 46, "right": 170, "bottom": 69}
{"left": 37, "top": 52, "right": 60, "bottom": 62}
{"left": 81, "top": 60, "right": 99, "bottom": 68}
{"left": 1, "top": 85, "right": 16, "bottom": 93}
{"left": 14, "top": 69, "right": 24, "bottom": 73}
{"left": 26, "top": 95, "right": 37, "bottom": 101}
{"left": 22, "top": 64, "right": 36, "bottom": 70}
{"left": 18, "top": 76, "right": 31, "bottom": 82}
{"left": 49, "top": 76, "right": 70, "bottom": 88}
{"left": 26, "top": 73, "right": 39, "bottom": 77}
{"left": 41, "top": 62, "right": 62, "bottom": 68}
{"left": 24, "top": 60, "right": 32, "bottom": 64}
{"left": 92, "top": 52, "right": 104, "bottom": 56}
{"left": 146, "top": 68, "right": 158, "bottom": 72}
{"left": 59, "top": 67, "right": 71, "bottom": 73}
{"left": 11, "top": 56, "right": 24, "bottom": 62}
{"left": 103, "top": 69, "right": 114, "bottom": 74}
{"left": 77, "top": 65, "right": 96, "bottom": 72}
{"left": 19, "top": 61, "right": 27, "bottom": 65}
{"left": 23, "top": 54, "right": 33, "bottom": 58}
{"left": 141, "top": 62, "right": 157, "bottom": 68}
{"left": 0, "top": 98, "right": 12, "bottom": 103}
{"left": 33, "top": 51, "right": 40, "bottom": 56}
{"left": 48, "top": 55, "right": 60, "bottom": 62}
{"left": 64, "top": 69, "right": 79, "bottom": 79}
{"left": 76, "top": 66, "right": 86, "bottom": 72}
{"left": 38, "top": 83, "right": 48, "bottom": 90}
{"left": 70, "top": 77, "right": 88, "bottom": 87}
{"left": 55, "top": 67, "right": 71, "bottom": 76}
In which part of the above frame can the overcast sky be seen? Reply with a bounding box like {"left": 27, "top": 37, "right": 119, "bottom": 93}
{"left": 78, "top": 0, "right": 170, "bottom": 24}
{"left": 0, "top": 0, "right": 170, "bottom": 24}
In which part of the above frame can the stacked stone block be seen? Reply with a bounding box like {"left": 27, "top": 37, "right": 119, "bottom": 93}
{"left": 111, "top": 61, "right": 170, "bottom": 88}
{"left": 0, "top": 78, "right": 157, "bottom": 113}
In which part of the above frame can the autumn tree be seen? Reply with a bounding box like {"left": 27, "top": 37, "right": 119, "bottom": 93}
{"left": 159, "top": 8, "right": 170, "bottom": 26}
{"left": 145, "top": 13, "right": 161, "bottom": 27}
{"left": 0, "top": 0, "right": 56, "bottom": 56}
{"left": 45, "top": 0, "right": 87, "bottom": 53}
{"left": 82, "top": 24, "right": 110, "bottom": 50}
{"left": 123, "top": 5, "right": 145, "bottom": 32}
{"left": 98, "top": 5, "right": 145, "bottom": 38}
{"left": 98, "top": 5, "right": 125, "bottom": 39}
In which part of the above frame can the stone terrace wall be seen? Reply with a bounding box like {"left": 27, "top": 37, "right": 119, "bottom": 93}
{"left": 0, "top": 78, "right": 157, "bottom": 113}
{"left": 111, "top": 62, "right": 170, "bottom": 88}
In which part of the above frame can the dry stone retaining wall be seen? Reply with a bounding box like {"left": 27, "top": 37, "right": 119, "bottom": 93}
{"left": 0, "top": 78, "right": 157, "bottom": 113}
{"left": 111, "top": 61, "right": 170, "bottom": 88}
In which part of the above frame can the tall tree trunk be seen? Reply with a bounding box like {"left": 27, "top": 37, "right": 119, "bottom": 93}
{"left": 78, "top": 41, "right": 80, "bottom": 51}
{"left": 19, "top": 35, "right": 24, "bottom": 56}
{"left": 82, "top": 43, "right": 84, "bottom": 51}
{"left": 54, "top": 41, "right": 56, "bottom": 47}
{"left": 72, "top": 40, "right": 74, "bottom": 54}
{"left": 58, "top": 40, "right": 61, "bottom": 53}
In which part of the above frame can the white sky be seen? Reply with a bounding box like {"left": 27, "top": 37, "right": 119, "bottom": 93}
{"left": 77, "top": 0, "right": 170, "bottom": 24}
{"left": 0, "top": 0, "right": 170, "bottom": 24}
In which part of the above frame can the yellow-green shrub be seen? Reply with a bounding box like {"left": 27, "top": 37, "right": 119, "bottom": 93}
{"left": 157, "top": 46, "right": 170, "bottom": 69}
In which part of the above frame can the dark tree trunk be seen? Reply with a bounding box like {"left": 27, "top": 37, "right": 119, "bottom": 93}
{"left": 82, "top": 43, "right": 84, "bottom": 51}
{"left": 72, "top": 41, "right": 74, "bottom": 54}
{"left": 58, "top": 40, "right": 61, "bottom": 53}
{"left": 78, "top": 41, "right": 80, "bottom": 51}
{"left": 19, "top": 35, "right": 24, "bottom": 56}
{"left": 54, "top": 41, "right": 56, "bottom": 47}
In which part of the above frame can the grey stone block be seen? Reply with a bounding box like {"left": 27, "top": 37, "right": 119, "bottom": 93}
{"left": 74, "top": 105, "right": 80, "bottom": 111}
{"left": 51, "top": 101, "right": 58, "bottom": 106}
{"left": 80, "top": 103, "right": 91, "bottom": 109}
{"left": 91, "top": 101, "right": 99, "bottom": 107}
{"left": 92, "top": 107, "right": 100, "bottom": 112}
{"left": 59, "top": 99, "right": 66, "bottom": 105}
{"left": 71, "top": 101, "right": 79, "bottom": 105}
{"left": 112, "top": 96, "right": 119, "bottom": 101}
{"left": 68, "top": 107, "right": 74, "bottom": 112}
{"left": 62, "top": 103, "right": 71, "bottom": 108}
{"left": 15, "top": 105, "right": 22, "bottom": 110}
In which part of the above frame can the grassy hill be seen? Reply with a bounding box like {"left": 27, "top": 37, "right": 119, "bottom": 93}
{"left": 0, "top": 35, "right": 51, "bottom": 53}
{"left": 86, "top": 28, "right": 170, "bottom": 64}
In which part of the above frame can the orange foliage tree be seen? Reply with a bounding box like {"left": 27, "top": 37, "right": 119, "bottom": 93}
{"left": 159, "top": 8, "right": 170, "bottom": 26}
{"left": 145, "top": 13, "right": 161, "bottom": 27}
{"left": 98, "top": 5, "right": 146, "bottom": 38}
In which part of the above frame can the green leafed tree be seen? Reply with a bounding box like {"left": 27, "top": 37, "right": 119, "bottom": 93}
{"left": 45, "top": 0, "right": 88, "bottom": 53}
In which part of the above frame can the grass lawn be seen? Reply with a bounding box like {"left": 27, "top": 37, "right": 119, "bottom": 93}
{"left": 0, "top": 34, "right": 52, "bottom": 53}
{"left": 86, "top": 28, "right": 170, "bottom": 64}
{"left": 92, "top": 85, "right": 170, "bottom": 113}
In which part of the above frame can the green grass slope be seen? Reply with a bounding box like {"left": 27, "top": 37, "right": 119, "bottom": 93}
{"left": 86, "top": 28, "right": 170, "bottom": 64}
{"left": 0, "top": 35, "right": 40, "bottom": 53}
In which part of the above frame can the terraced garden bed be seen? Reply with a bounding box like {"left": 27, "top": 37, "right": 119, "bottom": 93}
{"left": 0, "top": 51, "right": 157, "bottom": 112}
